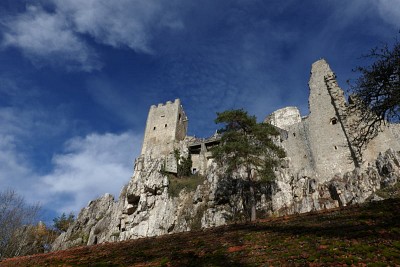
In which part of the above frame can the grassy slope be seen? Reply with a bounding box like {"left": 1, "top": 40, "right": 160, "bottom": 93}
{"left": 1, "top": 198, "right": 400, "bottom": 267}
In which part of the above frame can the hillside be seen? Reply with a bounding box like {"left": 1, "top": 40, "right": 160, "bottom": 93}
{"left": 2, "top": 197, "right": 400, "bottom": 267}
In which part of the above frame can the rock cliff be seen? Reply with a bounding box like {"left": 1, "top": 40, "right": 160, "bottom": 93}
{"left": 52, "top": 59, "right": 400, "bottom": 250}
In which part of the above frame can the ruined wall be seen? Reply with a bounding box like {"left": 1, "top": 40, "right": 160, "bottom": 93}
{"left": 265, "top": 107, "right": 313, "bottom": 175}
{"left": 268, "top": 59, "right": 400, "bottom": 182}
{"left": 141, "top": 99, "right": 188, "bottom": 156}
{"left": 266, "top": 60, "right": 356, "bottom": 180}
{"left": 306, "top": 60, "right": 356, "bottom": 180}
{"left": 361, "top": 125, "right": 400, "bottom": 163}
{"left": 265, "top": 107, "right": 301, "bottom": 131}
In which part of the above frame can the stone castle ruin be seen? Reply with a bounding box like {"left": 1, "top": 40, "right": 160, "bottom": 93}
{"left": 141, "top": 98, "right": 220, "bottom": 175}
{"left": 141, "top": 59, "right": 400, "bottom": 180}
{"left": 52, "top": 59, "right": 400, "bottom": 250}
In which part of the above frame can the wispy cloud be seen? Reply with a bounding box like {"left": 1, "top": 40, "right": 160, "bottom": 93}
{"left": 37, "top": 131, "right": 141, "bottom": 213}
{"left": 1, "top": 0, "right": 184, "bottom": 71}
{"left": 0, "top": 76, "right": 141, "bottom": 214}
{"left": 56, "top": 0, "right": 183, "bottom": 53}
{"left": 376, "top": 0, "right": 400, "bottom": 28}
{"left": 1, "top": 6, "right": 101, "bottom": 72}
{"left": 0, "top": 128, "right": 140, "bottom": 214}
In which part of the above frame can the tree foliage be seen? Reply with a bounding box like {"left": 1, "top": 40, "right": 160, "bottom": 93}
{"left": 351, "top": 40, "right": 400, "bottom": 123}
{"left": 211, "top": 109, "right": 285, "bottom": 221}
{"left": 349, "top": 40, "right": 400, "bottom": 151}
{"left": 0, "top": 189, "right": 57, "bottom": 259}
{"left": 53, "top": 212, "right": 75, "bottom": 233}
{"left": 174, "top": 149, "right": 193, "bottom": 178}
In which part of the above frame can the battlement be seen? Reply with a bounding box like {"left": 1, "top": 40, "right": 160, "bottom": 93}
{"left": 141, "top": 98, "right": 188, "bottom": 156}
{"left": 151, "top": 99, "right": 181, "bottom": 109}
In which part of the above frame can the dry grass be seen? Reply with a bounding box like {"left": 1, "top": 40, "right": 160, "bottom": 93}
{"left": 1, "top": 197, "right": 400, "bottom": 266}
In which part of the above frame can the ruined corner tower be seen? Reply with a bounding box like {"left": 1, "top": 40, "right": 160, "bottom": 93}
{"left": 141, "top": 99, "right": 188, "bottom": 156}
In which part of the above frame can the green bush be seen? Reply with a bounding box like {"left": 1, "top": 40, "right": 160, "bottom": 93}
{"left": 174, "top": 149, "right": 193, "bottom": 178}
{"left": 168, "top": 175, "right": 204, "bottom": 197}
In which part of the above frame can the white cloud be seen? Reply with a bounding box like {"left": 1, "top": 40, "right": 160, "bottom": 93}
{"left": 376, "top": 0, "right": 400, "bottom": 28}
{"left": 0, "top": 128, "right": 142, "bottom": 214}
{"left": 56, "top": 0, "right": 183, "bottom": 53}
{"left": 2, "top": 6, "right": 101, "bottom": 72}
{"left": 38, "top": 132, "right": 142, "bottom": 213}
{"left": 1, "top": 0, "right": 184, "bottom": 70}
{"left": 0, "top": 134, "right": 32, "bottom": 189}
{"left": 0, "top": 76, "right": 142, "bottom": 214}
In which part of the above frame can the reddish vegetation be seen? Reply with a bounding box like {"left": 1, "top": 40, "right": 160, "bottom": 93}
{"left": 1, "top": 198, "right": 400, "bottom": 266}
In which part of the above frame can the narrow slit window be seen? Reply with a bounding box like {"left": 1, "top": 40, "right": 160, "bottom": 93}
{"left": 165, "top": 124, "right": 167, "bottom": 127}
{"left": 153, "top": 126, "right": 156, "bottom": 130}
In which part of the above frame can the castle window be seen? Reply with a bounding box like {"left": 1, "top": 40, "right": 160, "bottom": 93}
{"left": 165, "top": 124, "right": 167, "bottom": 127}
{"left": 334, "top": 145, "right": 338, "bottom": 150}
{"left": 179, "top": 114, "right": 182, "bottom": 121}
{"left": 153, "top": 127, "right": 156, "bottom": 130}
{"left": 161, "top": 115, "right": 165, "bottom": 118}
{"left": 330, "top": 117, "right": 338, "bottom": 125}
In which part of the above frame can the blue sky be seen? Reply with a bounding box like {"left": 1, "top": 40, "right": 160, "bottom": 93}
{"left": 0, "top": 0, "right": 399, "bottom": 222}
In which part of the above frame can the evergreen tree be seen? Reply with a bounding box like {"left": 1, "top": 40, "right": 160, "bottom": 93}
{"left": 53, "top": 212, "right": 75, "bottom": 233}
{"left": 211, "top": 109, "right": 285, "bottom": 221}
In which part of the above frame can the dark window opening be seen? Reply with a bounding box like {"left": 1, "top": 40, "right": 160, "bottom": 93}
{"left": 293, "top": 132, "right": 296, "bottom": 137}
{"left": 330, "top": 117, "right": 338, "bottom": 125}
{"left": 178, "top": 114, "right": 182, "bottom": 121}
{"left": 334, "top": 145, "right": 338, "bottom": 150}
{"left": 161, "top": 115, "right": 165, "bottom": 117}
{"left": 153, "top": 126, "right": 156, "bottom": 130}
{"left": 165, "top": 124, "right": 167, "bottom": 127}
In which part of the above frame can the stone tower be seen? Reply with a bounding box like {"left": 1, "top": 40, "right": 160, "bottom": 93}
{"left": 266, "top": 59, "right": 360, "bottom": 182}
{"left": 141, "top": 99, "right": 188, "bottom": 156}
{"left": 307, "top": 59, "right": 356, "bottom": 180}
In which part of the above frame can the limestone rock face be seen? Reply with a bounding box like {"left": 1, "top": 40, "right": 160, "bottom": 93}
{"left": 52, "top": 59, "right": 400, "bottom": 251}
{"left": 52, "top": 193, "right": 116, "bottom": 250}
{"left": 53, "top": 148, "right": 400, "bottom": 251}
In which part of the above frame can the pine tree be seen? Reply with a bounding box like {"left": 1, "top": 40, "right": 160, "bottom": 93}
{"left": 212, "top": 109, "right": 285, "bottom": 221}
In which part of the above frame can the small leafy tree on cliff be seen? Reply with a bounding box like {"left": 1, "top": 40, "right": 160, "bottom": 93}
{"left": 53, "top": 212, "right": 75, "bottom": 233}
{"left": 174, "top": 149, "right": 193, "bottom": 178}
{"left": 212, "top": 109, "right": 285, "bottom": 221}
{"left": 349, "top": 39, "right": 400, "bottom": 151}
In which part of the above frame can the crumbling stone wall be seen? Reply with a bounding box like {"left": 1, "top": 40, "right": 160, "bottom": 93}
{"left": 266, "top": 59, "right": 400, "bottom": 184}
{"left": 307, "top": 60, "right": 356, "bottom": 180}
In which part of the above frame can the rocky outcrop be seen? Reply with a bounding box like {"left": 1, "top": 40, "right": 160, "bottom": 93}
{"left": 52, "top": 59, "right": 400, "bottom": 251}
{"left": 52, "top": 148, "right": 400, "bottom": 250}
{"left": 52, "top": 193, "right": 116, "bottom": 250}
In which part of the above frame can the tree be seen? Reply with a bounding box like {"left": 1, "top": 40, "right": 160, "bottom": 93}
{"left": 349, "top": 40, "right": 400, "bottom": 151}
{"left": 53, "top": 212, "right": 75, "bottom": 233}
{"left": 211, "top": 109, "right": 285, "bottom": 221}
{"left": 0, "top": 189, "right": 40, "bottom": 259}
